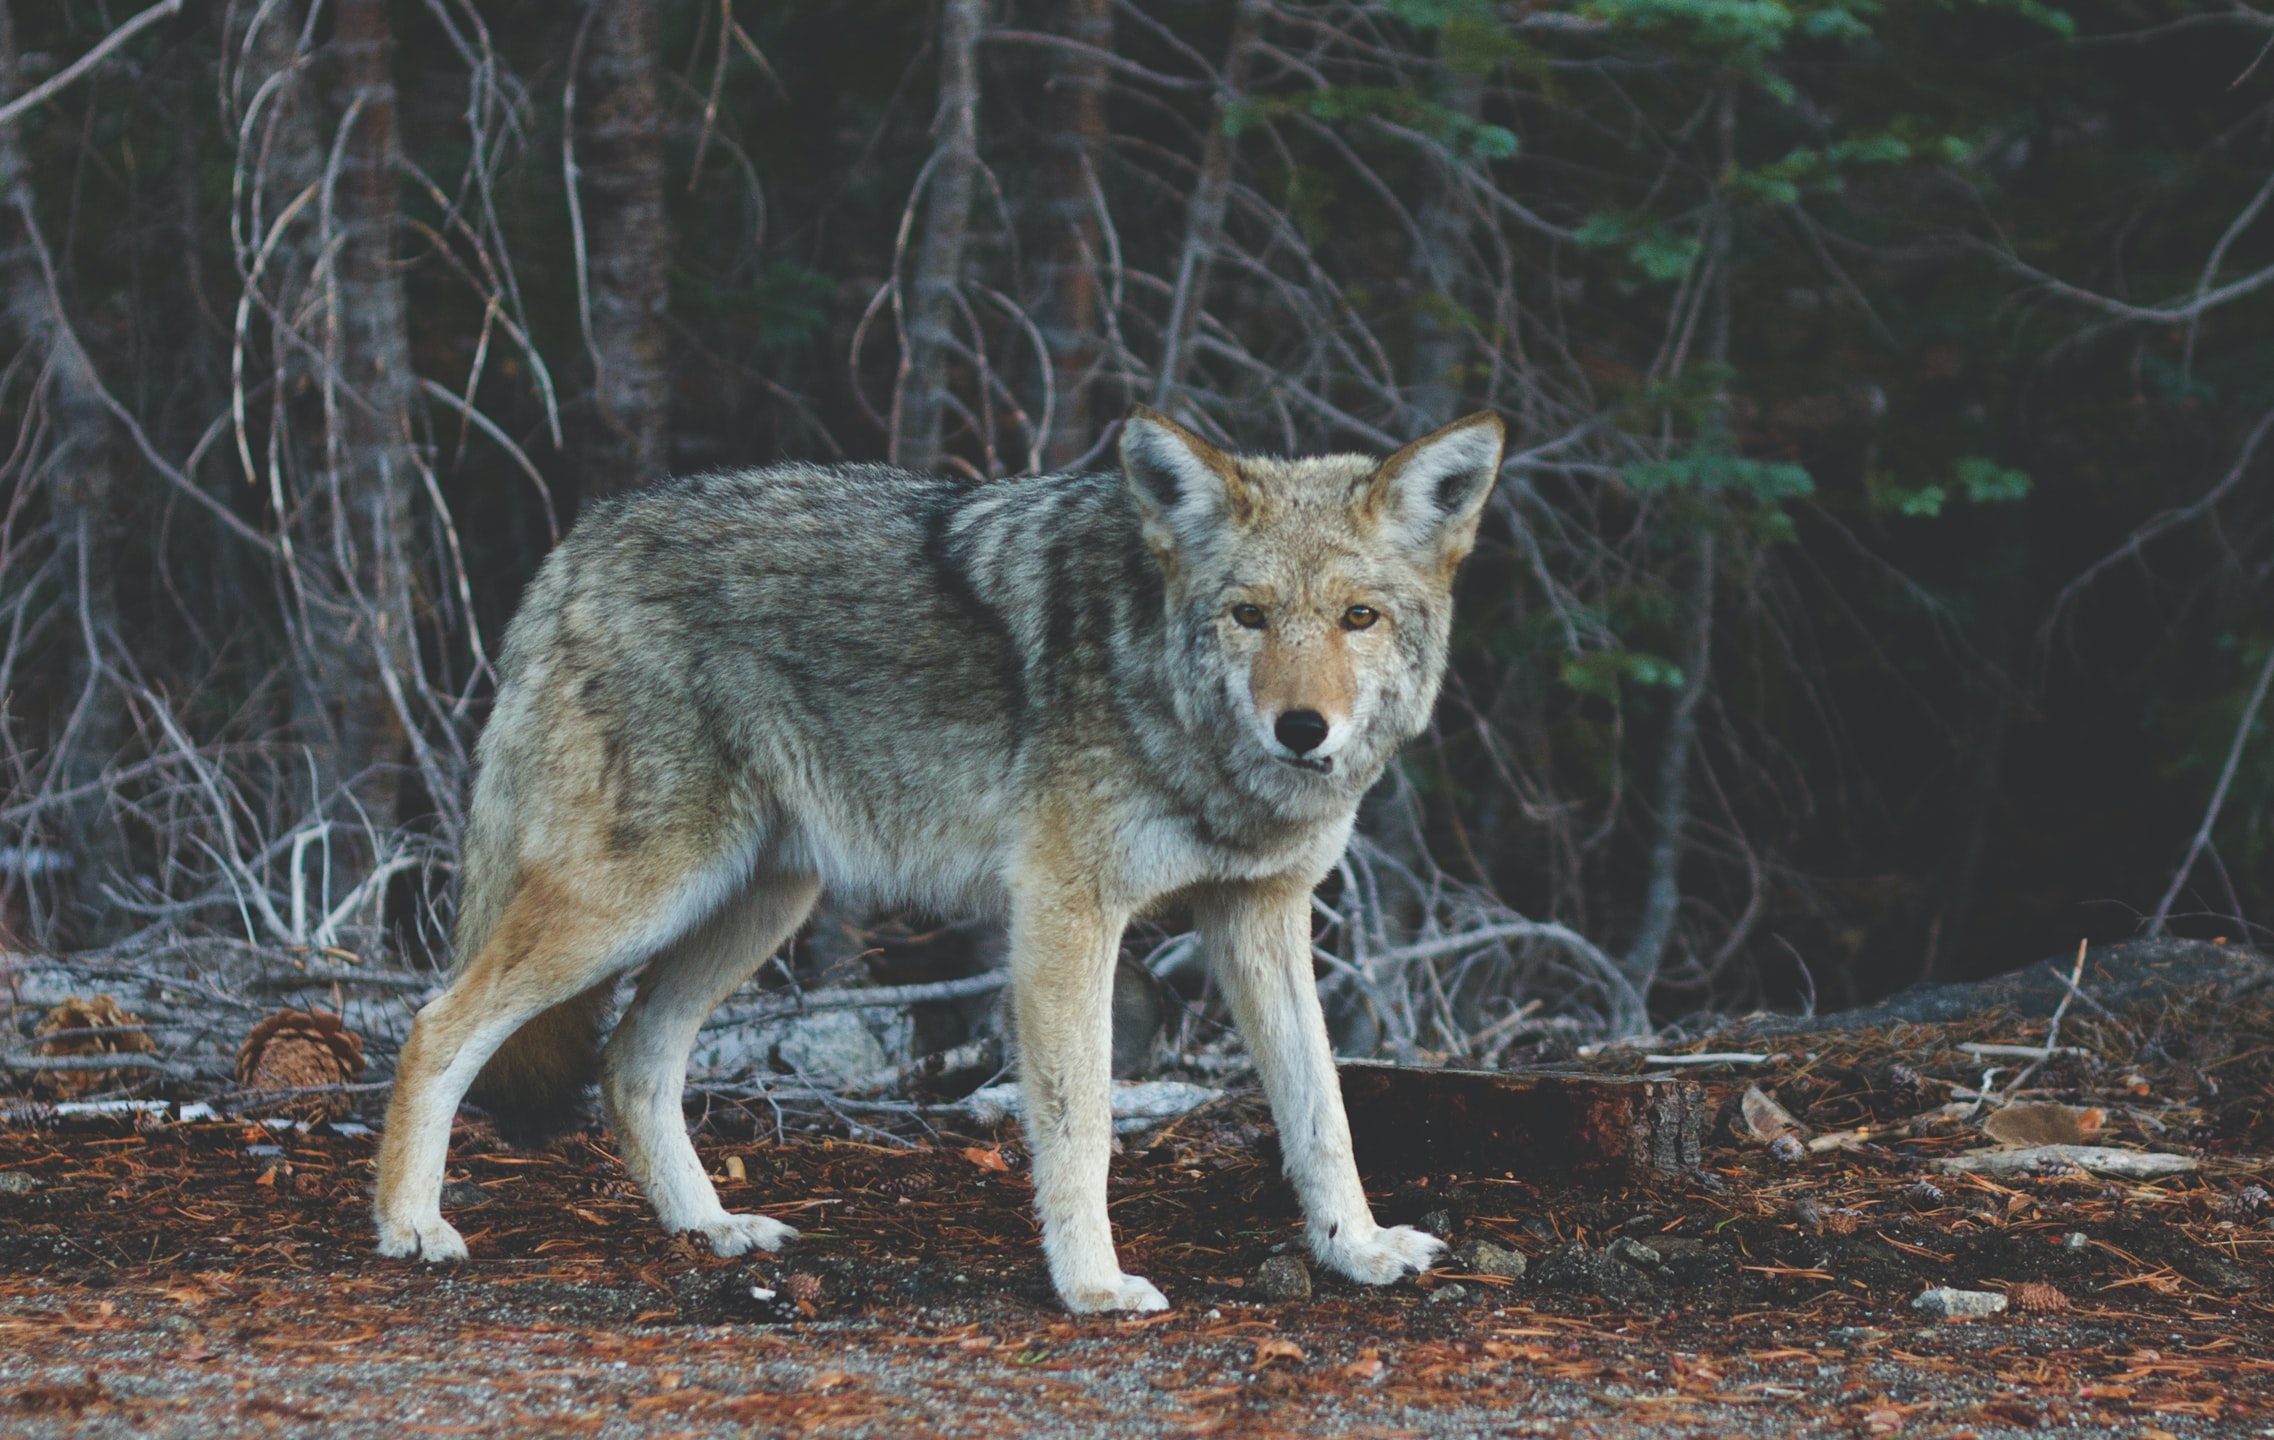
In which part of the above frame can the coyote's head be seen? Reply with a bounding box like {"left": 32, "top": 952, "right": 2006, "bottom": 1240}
{"left": 1121, "top": 406, "right": 1505, "bottom": 809}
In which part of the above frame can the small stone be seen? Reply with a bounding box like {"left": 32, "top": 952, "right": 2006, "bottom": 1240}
{"left": 1912, "top": 1287, "right": 2008, "bottom": 1320}
{"left": 1427, "top": 1281, "right": 1470, "bottom": 1304}
{"left": 1417, "top": 1209, "right": 1455, "bottom": 1238}
{"left": 0, "top": 1171, "right": 38, "bottom": 1194}
{"left": 438, "top": 1180, "right": 489, "bottom": 1209}
{"left": 2062, "top": 1231, "right": 2089, "bottom": 1252}
{"left": 1448, "top": 1240, "right": 1527, "bottom": 1280}
{"left": 1769, "top": 1134, "right": 1805, "bottom": 1164}
{"left": 1605, "top": 1236, "right": 1662, "bottom": 1269}
{"left": 1252, "top": 1255, "right": 1311, "bottom": 1302}
{"left": 1533, "top": 1242, "right": 1652, "bottom": 1302}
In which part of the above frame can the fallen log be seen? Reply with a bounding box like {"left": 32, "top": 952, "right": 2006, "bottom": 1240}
{"left": 1338, "top": 1061, "right": 1707, "bottom": 1184}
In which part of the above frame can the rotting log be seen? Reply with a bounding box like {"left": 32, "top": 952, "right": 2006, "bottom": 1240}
{"left": 1338, "top": 1061, "right": 1706, "bottom": 1184}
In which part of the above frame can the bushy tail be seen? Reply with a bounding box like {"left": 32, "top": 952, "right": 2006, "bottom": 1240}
{"left": 465, "top": 981, "right": 613, "bottom": 1146}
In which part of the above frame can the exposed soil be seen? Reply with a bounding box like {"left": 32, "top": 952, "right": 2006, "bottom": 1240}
{"left": 4, "top": 979, "right": 2273, "bottom": 1438}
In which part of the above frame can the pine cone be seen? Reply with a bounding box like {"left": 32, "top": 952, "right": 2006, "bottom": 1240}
{"left": 30, "top": 995, "right": 159, "bottom": 1098}
{"left": 1883, "top": 1062, "right": 1928, "bottom": 1115}
{"left": 2214, "top": 1185, "right": 2270, "bottom": 1224}
{"left": 235, "top": 1010, "right": 365, "bottom": 1117}
{"left": 2006, "top": 1281, "right": 2070, "bottom": 1314}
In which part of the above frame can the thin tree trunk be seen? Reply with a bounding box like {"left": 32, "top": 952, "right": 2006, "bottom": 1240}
{"left": 1151, "top": 0, "right": 1265, "bottom": 414}
{"left": 0, "top": 0, "right": 130, "bottom": 941}
{"left": 894, "top": 0, "right": 987, "bottom": 476}
{"left": 1408, "top": 46, "right": 1480, "bottom": 431}
{"left": 576, "top": 0, "right": 670, "bottom": 496}
{"left": 296, "top": 0, "right": 417, "bottom": 849}
{"left": 1036, "top": 0, "right": 1109, "bottom": 470}
{"left": 1620, "top": 529, "right": 1714, "bottom": 988}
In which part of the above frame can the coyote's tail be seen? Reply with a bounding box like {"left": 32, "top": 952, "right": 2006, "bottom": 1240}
{"left": 466, "top": 982, "right": 613, "bottom": 1146}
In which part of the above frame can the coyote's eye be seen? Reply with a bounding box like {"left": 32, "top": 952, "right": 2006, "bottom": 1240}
{"left": 1342, "top": 605, "right": 1379, "bottom": 631}
{"left": 1231, "top": 603, "right": 1266, "bottom": 630}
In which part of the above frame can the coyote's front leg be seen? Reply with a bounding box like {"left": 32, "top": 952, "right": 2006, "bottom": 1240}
{"left": 1200, "top": 878, "right": 1444, "bottom": 1285}
{"left": 1008, "top": 865, "right": 1166, "bottom": 1314}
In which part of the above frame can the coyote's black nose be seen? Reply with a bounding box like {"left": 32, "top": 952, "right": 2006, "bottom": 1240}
{"left": 1275, "top": 709, "right": 1329, "bottom": 756}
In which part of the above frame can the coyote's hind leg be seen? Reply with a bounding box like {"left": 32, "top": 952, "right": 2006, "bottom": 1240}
{"left": 601, "top": 869, "right": 819, "bottom": 1256}
{"left": 1200, "top": 878, "right": 1445, "bottom": 1285}
{"left": 376, "top": 867, "right": 689, "bottom": 1263}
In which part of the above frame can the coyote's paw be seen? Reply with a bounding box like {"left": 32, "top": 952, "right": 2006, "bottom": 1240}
{"left": 1059, "top": 1272, "right": 1171, "bottom": 1315}
{"left": 376, "top": 1213, "right": 468, "bottom": 1263}
{"left": 1316, "top": 1222, "right": 1443, "bottom": 1285}
{"left": 690, "top": 1213, "right": 798, "bottom": 1258}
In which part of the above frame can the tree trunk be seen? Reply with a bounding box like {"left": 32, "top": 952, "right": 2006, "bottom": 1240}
{"left": 1151, "top": 0, "right": 1265, "bottom": 414}
{"left": 1620, "top": 530, "right": 1714, "bottom": 989}
{"left": 1408, "top": 47, "right": 1481, "bottom": 431}
{"left": 894, "top": 0, "right": 987, "bottom": 476}
{"left": 1035, "top": 0, "right": 1110, "bottom": 470}
{"left": 576, "top": 0, "right": 671, "bottom": 497}
{"left": 295, "top": 0, "right": 417, "bottom": 852}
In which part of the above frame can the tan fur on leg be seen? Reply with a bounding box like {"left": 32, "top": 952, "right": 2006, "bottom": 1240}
{"left": 1200, "top": 877, "right": 1443, "bottom": 1284}
{"left": 1009, "top": 831, "right": 1165, "bottom": 1313}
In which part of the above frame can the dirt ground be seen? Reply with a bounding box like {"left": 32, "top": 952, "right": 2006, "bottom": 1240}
{"left": 5, "top": 982, "right": 2274, "bottom": 1438}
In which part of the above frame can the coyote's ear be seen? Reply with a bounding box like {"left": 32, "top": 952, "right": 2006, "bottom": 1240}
{"left": 1120, "top": 406, "right": 1253, "bottom": 555}
{"left": 1358, "top": 412, "right": 1505, "bottom": 567}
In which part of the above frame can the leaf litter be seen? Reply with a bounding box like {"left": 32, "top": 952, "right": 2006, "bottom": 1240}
{"left": 0, "top": 977, "right": 2271, "bottom": 1437}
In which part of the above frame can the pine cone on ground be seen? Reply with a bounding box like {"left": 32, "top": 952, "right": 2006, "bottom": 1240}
{"left": 1882, "top": 1062, "right": 1928, "bottom": 1116}
{"left": 2006, "top": 1281, "right": 2070, "bottom": 1314}
{"left": 2214, "top": 1185, "right": 2270, "bottom": 1224}
{"left": 30, "top": 995, "right": 159, "bottom": 1098}
{"left": 235, "top": 1009, "right": 365, "bottom": 1117}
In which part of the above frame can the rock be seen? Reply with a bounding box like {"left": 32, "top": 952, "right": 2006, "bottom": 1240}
{"left": 1252, "top": 1255, "right": 1312, "bottom": 1302}
{"left": 0, "top": 1170, "right": 37, "bottom": 1194}
{"left": 1426, "top": 1281, "right": 1470, "bottom": 1304}
{"left": 2062, "top": 1231, "right": 2090, "bottom": 1252}
{"left": 1606, "top": 1236, "right": 1662, "bottom": 1269}
{"left": 1417, "top": 1209, "right": 1454, "bottom": 1239}
{"left": 773, "top": 1011, "right": 891, "bottom": 1086}
{"left": 1533, "top": 1242, "right": 1652, "bottom": 1302}
{"left": 438, "top": 1180, "right": 490, "bottom": 1209}
{"left": 1912, "top": 1287, "right": 2008, "bottom": 1320}
{"left": 1448, "top": 1239, "right": 1527, "bottom": 1280}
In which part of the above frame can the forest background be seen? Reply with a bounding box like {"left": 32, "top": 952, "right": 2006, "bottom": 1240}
{"left": 0, "top": 0, "right": 2268, "bottom": 1058}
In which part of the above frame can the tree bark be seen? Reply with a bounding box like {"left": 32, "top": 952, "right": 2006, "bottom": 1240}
{"left": 576, "top": 0, "right": 671, "bottom": 496}
{"left": 0, "top": 0, "right": 130, "bottom": 941}
{"left": 1340, "top": 1061, "right": 1707, "bottom": 1183}
{"left": 894, "top": 0, "right": 987, "bottom": 476}
{"left": 294, "top": 0, "right": 417, "bottom": 847}
{"left": 1035, "top": 0, "right": 1110, "bottom": 470}
{"left": 1151, "top": 0, "right": 1265, "bottom": 414}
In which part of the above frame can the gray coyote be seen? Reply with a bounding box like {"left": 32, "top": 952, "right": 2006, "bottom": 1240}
{"left": 375, "top": 406, "right": 1506, "bottom": 1313}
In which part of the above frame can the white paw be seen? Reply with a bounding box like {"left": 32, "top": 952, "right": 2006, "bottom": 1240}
{"left": 376, "top": 1213, "right": 468, "bottom": 1263}
{"left": 1316, "top": 1221, "right": 1443, "bottom": 1285}
{"left": 1059, "top": 1272, "right": 1171, "bottom": 1315}
{"left": 689, "top": 1213, "right": 798, "bottom": 1258}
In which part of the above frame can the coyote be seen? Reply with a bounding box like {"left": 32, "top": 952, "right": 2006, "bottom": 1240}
{"left": 375, "top": 407, "right": 1506, "bottom": 1313}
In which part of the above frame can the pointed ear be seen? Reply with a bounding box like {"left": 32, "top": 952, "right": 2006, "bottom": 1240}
{"left": 1358, "top": 412, "right": 1505, "bottom": 564}
{"left": 1119, "top": 406, "right": 1253, "bottom": 554}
